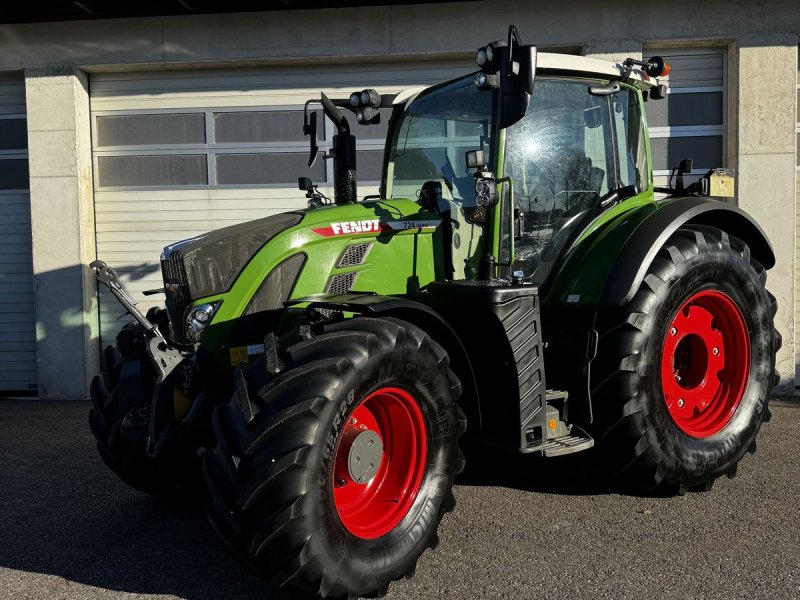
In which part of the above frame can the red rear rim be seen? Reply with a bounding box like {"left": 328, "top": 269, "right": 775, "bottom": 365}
{"left": 332, "top": 387, "right": 428, "bottom": 539}
{"left": 661, "top": 289, "right": 750, "bottom": 438}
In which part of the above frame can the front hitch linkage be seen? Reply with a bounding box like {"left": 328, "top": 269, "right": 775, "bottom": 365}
{"left": 90, "top": 260, "right": 184, "bottom": 382}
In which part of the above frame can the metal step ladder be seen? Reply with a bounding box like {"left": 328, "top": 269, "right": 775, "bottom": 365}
{"left": 523, "top": 389, "right": 595, "bottom": 457}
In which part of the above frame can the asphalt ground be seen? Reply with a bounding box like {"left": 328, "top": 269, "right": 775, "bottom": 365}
{"left": 1, "top": 398, "right": 798, "bottom": 600}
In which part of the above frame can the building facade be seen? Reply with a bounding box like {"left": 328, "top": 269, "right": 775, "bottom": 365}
{"left": 0, "top": 0, "right": 797, "bottom": 398}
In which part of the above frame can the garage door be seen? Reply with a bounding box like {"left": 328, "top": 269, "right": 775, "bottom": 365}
{"left": 90, "top": 59, "right": 472, "bottom": 347}
{"left": 644, "top": 49, "right": 726, "bottom": 190}
{"left": 0, "top": 73, "right": 36, "bottom": 393}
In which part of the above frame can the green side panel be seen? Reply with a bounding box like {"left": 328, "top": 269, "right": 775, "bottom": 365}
{"left": 196, "top": 198, "right": 441, "bottom": 351}
{"left": 544, "top": 190, "right": 660, "bottom": 308}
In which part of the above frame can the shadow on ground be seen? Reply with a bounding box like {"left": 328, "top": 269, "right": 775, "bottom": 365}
{"left": 3, "top": 398, "right": 797, "bottom": 599}
{"left": 0, "top": 399, "right": 283, "bottom": 600}
{"left": 0, "top": 399, "right": 626, "bottom": 599}
{"left": 458, "top": 439, "right": 615, "bottom": 496}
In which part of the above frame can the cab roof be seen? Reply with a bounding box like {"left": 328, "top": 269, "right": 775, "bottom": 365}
{"left": 393, "top": 51, "right": 665, "bottom": 106}
{"left": 537, "top": 52, "right": 662, "bottom": 90}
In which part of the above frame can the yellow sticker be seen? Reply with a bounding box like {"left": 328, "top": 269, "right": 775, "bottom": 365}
{"left": 229, "top": 346, "right": 249, "bottom": 366}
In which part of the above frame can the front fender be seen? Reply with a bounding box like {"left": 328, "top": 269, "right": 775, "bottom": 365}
{"left": 290, "top": 293, "right": 483, "bottom": 435}
{"left": 545, "top": 197, "right": 774, "bottom": 309}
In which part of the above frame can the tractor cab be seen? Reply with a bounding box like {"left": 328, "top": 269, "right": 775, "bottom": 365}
{"left": 379, "top": 41, "right": 662, "bottom": 294}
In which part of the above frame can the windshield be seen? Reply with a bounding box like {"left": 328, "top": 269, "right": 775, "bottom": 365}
{"left": 385, "top": 76, "right": 498, "bottom": 203}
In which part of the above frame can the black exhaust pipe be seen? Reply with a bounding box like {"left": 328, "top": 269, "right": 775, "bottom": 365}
{"left": 320, "top": 92, "right": 357, "bottom": 205}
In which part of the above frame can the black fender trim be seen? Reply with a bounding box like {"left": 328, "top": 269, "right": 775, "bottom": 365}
{"left": 599, "top": 197, "right": 774, "bottom": 306}
{"left": 289, "top": 293, "right": 482, "bottom": 432}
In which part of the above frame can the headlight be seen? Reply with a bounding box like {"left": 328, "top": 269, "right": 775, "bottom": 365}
{"left": 186, "top": 301, "right": 221, "bottom": 343}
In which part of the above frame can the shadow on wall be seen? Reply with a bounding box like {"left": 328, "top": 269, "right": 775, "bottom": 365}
{"left": 27, "top": 261, "right": 162, "bottom": 399}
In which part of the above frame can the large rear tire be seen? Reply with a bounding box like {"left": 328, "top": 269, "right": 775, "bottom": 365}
{"left": 591, "top": 225, "right": 780, "bottom": 493}
{"left": 203, "top": 317, "right": 465, "bottom": 599}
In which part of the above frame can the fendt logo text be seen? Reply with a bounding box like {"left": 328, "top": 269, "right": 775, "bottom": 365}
{"left": 311, "top": 219, "right": 439, "bottom": 237}
{"left": 312, "top": 220, "right": 383, "bottom": 237}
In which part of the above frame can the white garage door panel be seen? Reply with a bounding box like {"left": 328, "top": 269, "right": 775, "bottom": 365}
{"left": 0, "top": 72, "right": 36, "bottom": 393}
{"left": 90, "top": 61, "right": 471, "bottom": 111}
{"left": 645, "top": 49, "right": 725, "bottom": 192}
{"left": 92, "top": 59, "right": 472, "bottom": 347}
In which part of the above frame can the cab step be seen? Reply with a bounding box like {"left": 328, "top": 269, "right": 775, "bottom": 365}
{"left": 533, "top": 426, "right": 594, "bottom": 457}
{"left": 519, "top": 389, "right": 594, "bottom": 456}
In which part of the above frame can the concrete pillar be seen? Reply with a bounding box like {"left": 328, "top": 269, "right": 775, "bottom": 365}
{"left": 734, "top": 35, "right": 798, "bottom": 393}
{"left": 25, "top": 65, "right": 97, "bottom": 399}
{"left": 582, "top": 40, "right": 642, "bottom": 64}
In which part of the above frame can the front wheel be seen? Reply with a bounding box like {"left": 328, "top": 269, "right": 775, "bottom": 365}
{"left": 89, "top": 319, "right": 202, "bottom": 498}
{"left": 591, "top": 225, "right": 780, "bottom": 493}
{"left": 203, "top": 317, "right": 465, "bottom": 599}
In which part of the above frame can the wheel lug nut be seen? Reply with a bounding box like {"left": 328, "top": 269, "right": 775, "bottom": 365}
{"left": 713, "top": 347, "right": 719, "bottom": 356}
{"left": 678, "top": 398, "right": 685, "bottom": 408}
{"left": 350, "top": 418, "right": 357, "bottom": 425}
{"left": 670, "top": 327, "right": 677, "bottom": 336}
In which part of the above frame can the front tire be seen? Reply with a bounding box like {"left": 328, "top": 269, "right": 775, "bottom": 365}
{"left": 592, "top": 225, "right": 780, "bottom": 493}
{"left": 89, "top": 320, "right": 201, "bottom": 498}
{"left": 203, "top": 317, "right": 465, "bottom": 599}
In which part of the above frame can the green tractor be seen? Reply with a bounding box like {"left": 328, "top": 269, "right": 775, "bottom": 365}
{"left": 89, "top": 26, "right": 779, "bottom": 599}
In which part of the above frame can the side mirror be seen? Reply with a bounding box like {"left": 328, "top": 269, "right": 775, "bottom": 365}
{"left": 298, "top": 177, "right": 313, "bottom": 192}
{"left": 498, "top": 26, "right": 536, "bottom": 129}
{"left": 475, "top": 26, "right": 536, "bottom": 129}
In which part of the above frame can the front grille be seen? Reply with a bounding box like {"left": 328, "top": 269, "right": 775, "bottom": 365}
{"left": 327, "top": 272, "right": 358, "bottom": 295}
{"left": 159, "top": 211, "right": 303, "bottom": 344}
{"left": 181, "top": 212, "right": 303, "bottom": 298}
{"left": 161, "top": 257, "right": 191, "bottom": 344}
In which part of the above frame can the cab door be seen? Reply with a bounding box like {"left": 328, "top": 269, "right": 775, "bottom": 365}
{"left": 501, "top": 77, "right": 649, "bottom": 289}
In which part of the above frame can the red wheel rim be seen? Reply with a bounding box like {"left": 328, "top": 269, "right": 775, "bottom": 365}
{"left": 332, "top": 387, "right": 428, "bottom": 539}
{"left": 661, "top": 289, "right": 750, "bottom": 438}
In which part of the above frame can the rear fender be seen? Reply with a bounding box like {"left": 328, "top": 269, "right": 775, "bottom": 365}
{"left": 545, "top": 197, "right": 774, "bottom": 308}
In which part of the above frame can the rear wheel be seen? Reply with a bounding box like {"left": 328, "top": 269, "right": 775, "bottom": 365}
{"left": 591, "top": 225, "right": 780, "bottom": 493}
{"left": 203, "top": 317, "right": 465, "bottom": 599}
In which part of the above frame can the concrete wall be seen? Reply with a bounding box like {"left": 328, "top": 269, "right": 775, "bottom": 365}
{"left": 25, "top": 67, "right": 97, "bottom": 399}
{"left": 1, "top": 1, "right": 797, "bottom": 397}
{"left": 735, "top": 36, "right": 799, "bottom": 393}
{"left": 1, "top": 1, "right": 798, "bottom": 71}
